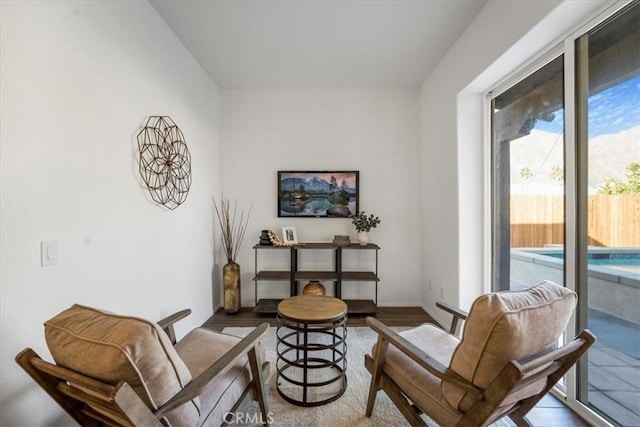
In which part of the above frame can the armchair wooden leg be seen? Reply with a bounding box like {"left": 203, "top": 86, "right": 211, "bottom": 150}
{"left": 379, "top": 374, "right": 427, "bottom": 427}
{"left": 509, "top": 413, "right": 533, "bottom": 427}
{"left": 365, "top": 336, "right": 389, "bottom": 417}
{"left": 248, "top": 346, "right": 269, "bottom": 426}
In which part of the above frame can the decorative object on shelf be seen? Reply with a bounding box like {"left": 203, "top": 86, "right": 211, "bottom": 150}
{"left": 268, "top": 230, "right": 282, "bottom": 245}
{"left": 352, "top": 211, "right": 381, "bottom": 246}
{"left": 303, "top": 281, "right": 326, "bottom": 296}
{"left": 282, "top": 226, "right": 298, "bottom": 244}
{"left": 266, "top": 230, "right": 301, "bottom": 247}
{"left": 137, "top": 116, "right": 191, "bottom": 210}
{"left": 259, "top": 230, "right": 273, "bottom": 246}
{"left": 278, "top": 171, "right": 359, "bottom": 218}
{"left": 357, "top": 231, "right": 369, "bottom": 246}
{"left": 212, "top": 195, "right": 253, "bottom": 314}
{"left": 333, "top": 235, "right": 351, "bottom": 247}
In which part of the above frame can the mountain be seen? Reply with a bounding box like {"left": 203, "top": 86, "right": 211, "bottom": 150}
{"left": 306, "top": 176, "right": 330, "bottom": 193}
{"left": 280, "top": 176, "right": 357, "bottom": 195}
{"left": 280, "top": 177, "right": 330, "bottom": 194}
{"left": 280, "top": 176, "right": 329, "bottom": 194}
{"left": 510, "top": 126, "right": 639, "bottom": 194}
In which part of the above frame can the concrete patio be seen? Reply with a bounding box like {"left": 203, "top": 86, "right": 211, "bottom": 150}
{"left": 588, "top": 309, "right": 640, "bottom": 426}
{"left": 509, "top": 250, "right": 640, "bottom": 426}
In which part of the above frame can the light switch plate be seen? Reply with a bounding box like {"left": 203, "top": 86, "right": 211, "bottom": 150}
{"left": 41, "top": 240, "right": 58, "bottom": 266}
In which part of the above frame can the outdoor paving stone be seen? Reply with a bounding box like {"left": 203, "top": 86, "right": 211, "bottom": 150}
{"left": 598, "top": 345, "right": 640, "bottom": 367}
{"left": 606, "top": 391, "right": 640, "bottom": 417}
{"left": 588, "top": 366, "right": 637, "bottom": 391}
{"left": 589, "top": 309, "right": 640, "bottom": 359}
{"left": 601, "top": 366, "right": 640, "bottom": 391}
{"left": 580, "top": 311, "right": 640, "bottom": 425}
{"left": 590, "top": 391, "right": 640, "bottom": 427}
{"left": 586, "top": 342, "right": 640, "bottom": 425}
{"left": 589, "top": 347, "right": 630, "bottom": 366}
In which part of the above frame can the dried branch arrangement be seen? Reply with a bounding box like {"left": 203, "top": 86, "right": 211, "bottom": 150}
{"left": 212, "top": 196, "right": 253, "bottom": 263}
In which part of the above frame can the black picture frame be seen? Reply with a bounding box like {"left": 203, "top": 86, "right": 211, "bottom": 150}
{"left": 278, "top": 171, "right": 359, "bottom": 218}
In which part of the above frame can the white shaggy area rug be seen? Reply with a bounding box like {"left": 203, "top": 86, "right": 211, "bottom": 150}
{"left": 222, "top": 326, "right": 509, "bottom": 427}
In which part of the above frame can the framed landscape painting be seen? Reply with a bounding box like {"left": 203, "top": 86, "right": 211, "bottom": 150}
{"left": 278, "top": 171, "right": 359, "bottom": 218}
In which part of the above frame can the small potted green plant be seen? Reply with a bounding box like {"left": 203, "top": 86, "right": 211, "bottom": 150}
{"left": 352, "top": 211, "right": 380, "bottom": 245}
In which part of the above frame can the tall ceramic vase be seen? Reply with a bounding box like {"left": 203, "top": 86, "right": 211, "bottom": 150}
{"left": 223, "top": 262, "right": 241, "bottom": 314}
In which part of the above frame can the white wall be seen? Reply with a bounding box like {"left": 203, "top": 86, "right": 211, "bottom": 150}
{"left": 220, "top": 89, "right": 422, "bottom": 306}
{"left": 0, "top": 2, "right": 221, "bottom": 425}
{"left": 420, "top": 0, "right": 609, "bottom": 325}
{"left": 0, "top": 0, "right": 614, "bottom": 424}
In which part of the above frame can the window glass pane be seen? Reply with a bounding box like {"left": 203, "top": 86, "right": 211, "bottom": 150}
{"left": 491, "top": 56, "right": 565, "bottom": 291}
{"left": 579, "top": 3, "right": 640, "bottom": 425}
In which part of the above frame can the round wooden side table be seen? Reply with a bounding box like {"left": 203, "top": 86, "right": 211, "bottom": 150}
{"left": 276, "top": 295, "right": 348, "bottom": 407}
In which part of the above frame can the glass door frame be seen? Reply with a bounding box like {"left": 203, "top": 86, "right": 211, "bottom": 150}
{"left": 566, "top": 2, "right": 638, "bottom": 423}
{"left": 483, "top": 1, "right": 634, "bottom": 425}
{"left": 488, "top": 51, "right": 566, "bottom": 293}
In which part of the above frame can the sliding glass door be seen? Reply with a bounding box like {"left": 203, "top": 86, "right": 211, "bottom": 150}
{"left": 491, "top": 56, "right": 565, "bottom": 292}
{"left": 490, "top": 2, "right": 639, "bottom": 425}
{"left": 575, "top": 3, "right": 640, "bottom": 425}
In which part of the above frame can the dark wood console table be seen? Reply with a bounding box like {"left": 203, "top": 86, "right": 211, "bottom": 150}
{"left": 252, "top": 242, "right": 379, "bottom": 315}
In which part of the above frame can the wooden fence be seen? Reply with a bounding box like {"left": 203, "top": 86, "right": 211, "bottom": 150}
{"left": 510, "top": 194, "right": 639, "bottom": 248}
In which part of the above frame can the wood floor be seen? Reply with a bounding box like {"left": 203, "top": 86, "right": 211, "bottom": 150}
{"left": 203, "top": 306, "right": 589, "bottom": 427}
{"left": 202, "top": 306, "right": 434, "bottom": 330}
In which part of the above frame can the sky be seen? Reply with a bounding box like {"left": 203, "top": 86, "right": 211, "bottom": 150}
{"left": 535, "top": 75, "right": 640, "bottom": 138}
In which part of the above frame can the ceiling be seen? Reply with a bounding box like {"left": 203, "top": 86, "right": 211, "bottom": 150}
{"left": 150, "top": 0, "right": 487, "bottom": 89}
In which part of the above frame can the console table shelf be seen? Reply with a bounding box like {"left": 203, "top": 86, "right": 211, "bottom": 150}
{"left": 254, "top": 298, "right": 377, "bottom": 315}
{"left": 294, "top": 271, "right": 339, "bottom": 281}
{"left": 252, "top": 243, "right": 379, "bottom": 315}
{"left": 253, "top": 271, "right": 291, "bottom": 281}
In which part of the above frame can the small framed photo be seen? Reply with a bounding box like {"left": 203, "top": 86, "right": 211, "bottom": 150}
{"left": 282, "top": 226, "right": 298, "bottom": 244}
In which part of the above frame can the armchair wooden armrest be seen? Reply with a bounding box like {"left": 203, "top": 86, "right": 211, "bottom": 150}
{"left": 17, "top": 305, "right": 271, "bottom": 427}
{"left": 157, "top": 309, "right": 192, "bottom": 345}
{"left": 365, "top": 317, "right": 481, "bottom": 398}
{"left": 155, "top": 322, "right": 270, "bottom": 419}
{"left": 365, "top": 283, "right": 595, "bottom": 427}
{"left": 435, "top": 302, "right": 468, "bottom": 335}
{"left": 17, "top": 348, "right": 164, "bottom": 426}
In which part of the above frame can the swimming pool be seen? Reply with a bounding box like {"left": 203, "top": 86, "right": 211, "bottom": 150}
{"left": 510, "top": 247, "right": 640, "bottom": 324}
{"left": 540, "top": 250, "right": 640, "bottom": 273}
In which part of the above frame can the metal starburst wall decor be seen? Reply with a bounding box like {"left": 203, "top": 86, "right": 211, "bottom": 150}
{"left": 137, "top": 116, "right": 191, "bottom": 210}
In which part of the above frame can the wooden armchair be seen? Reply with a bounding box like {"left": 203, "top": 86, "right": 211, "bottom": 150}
{"left": 365, "top": 281, "right": 595, "bottom": 427}
{"left": 16, "top": 304, "right": 270, "bottom": 426}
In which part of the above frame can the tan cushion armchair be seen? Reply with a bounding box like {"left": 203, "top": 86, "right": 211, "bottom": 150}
{"left": 365, "top": 281, "right": 596, "bottom": 426}
{"left": 16, "top": 304, "right": 270, "bottom": 427}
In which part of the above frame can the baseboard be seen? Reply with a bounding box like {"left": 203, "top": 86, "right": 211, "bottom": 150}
{"left": 244, "top": 301, "right": 425, "bottom": 308}
{"left": 375, "top": 302, "right": 424, "bottom": 307}
{"left": 421, "top": 304, "right": 447, "bottom": 329}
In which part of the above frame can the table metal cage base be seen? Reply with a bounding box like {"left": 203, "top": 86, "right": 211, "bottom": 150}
{"left": 276, "top": 314, "right": 347, "bottom": 407}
